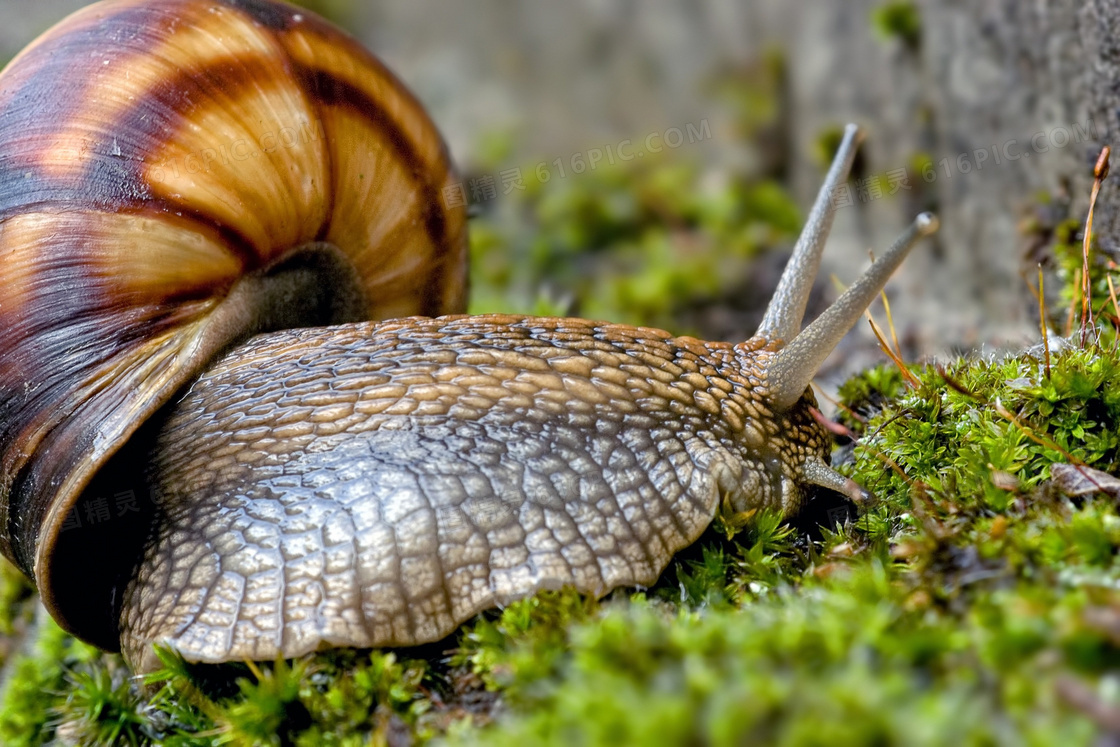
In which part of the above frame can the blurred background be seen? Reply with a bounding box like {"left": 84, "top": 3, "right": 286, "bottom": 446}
{"left": 0, "top": 0, "right": 1111, "bottom": 383}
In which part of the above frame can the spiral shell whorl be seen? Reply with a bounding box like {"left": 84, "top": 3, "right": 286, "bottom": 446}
{"left": 0, "top": 0, "right": 466, "bottom": 646}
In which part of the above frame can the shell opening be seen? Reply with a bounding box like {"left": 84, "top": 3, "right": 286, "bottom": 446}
{"left": 34, "top": 242, "right": 371, "bottom": 650}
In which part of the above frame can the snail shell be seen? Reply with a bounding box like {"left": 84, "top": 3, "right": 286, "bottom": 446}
{"left": 0, "top": 0, "right": 466, "bottom": 653}
{"left": 0, "top": 0, "right": 939, "bottom": 673}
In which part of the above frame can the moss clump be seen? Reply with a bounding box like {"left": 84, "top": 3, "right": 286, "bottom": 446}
{"left": 871, "top": 2, "right": 923, "bottom": 50}
{"left": 467, "top": 145, "right": 802, "bottom": 336}
{"left": 0, "top": 616, "right": 103, "bottom": 746}
{"left": 847, "top": 348, "right": 1120, "bottom": 515}
{"left": 0, "top": 641, "right": 445, "bottom": 745}
{"left": 444, "top": 572, "right": 1097, "bottom": 747}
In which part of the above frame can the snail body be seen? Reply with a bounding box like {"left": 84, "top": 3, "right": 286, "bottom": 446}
{"left": 122, "top": 317, "right": 824, "bottom": 666}
{"left": 0, "top": 0, "right": 938, "bottom": 673}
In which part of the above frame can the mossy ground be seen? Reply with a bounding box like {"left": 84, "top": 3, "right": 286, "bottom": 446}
{"left": 4, "top": 26, "right": 1120, "bottom": 744}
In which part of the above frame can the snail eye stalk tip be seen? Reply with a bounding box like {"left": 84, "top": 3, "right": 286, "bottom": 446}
{"left": 765, "top": 208, "right": 940, "bottom": 411}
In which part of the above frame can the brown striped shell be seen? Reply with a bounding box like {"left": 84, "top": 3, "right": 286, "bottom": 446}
{"left": 0, "top": 0, "right": 467, "bottom": 649}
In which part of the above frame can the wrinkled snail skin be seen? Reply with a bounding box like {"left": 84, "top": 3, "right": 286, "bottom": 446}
{"left": 0, "top": 0, "right": 467, "bottom": 653}
{"left": 121, "top": 320, "right": 825, "bottom": 670}
{"left": 0, "top": 2, "right": 940, "bottom": 675}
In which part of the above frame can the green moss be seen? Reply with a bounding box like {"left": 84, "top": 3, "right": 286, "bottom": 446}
{"left": 834, "top": 362, "right": 907, "bottom": 430}
{"left": 710, "top": 47, "right": 786, "bottom": 145}
{"left": 449, "top": 580, "right": 1091, "bottom": 746}
{"left": 466, "top": 153, "right": 801, "bottom": 335}
{"left": 55, "top": 662, "right": 147, "bottom": 746}
{"left": 454, "top": 590, "right": 600, "bottom": 701}
{"left": 0, "top": 558, "right": 35, "bottom": 639}
{"left": 845, "top": 348, "right": 1120, "bottom": 511}
{"left": 871, "top": 2, "right": 923, "bottom": 50}
{"left": 0, "top": 614, "right": 102, "bottom": 746}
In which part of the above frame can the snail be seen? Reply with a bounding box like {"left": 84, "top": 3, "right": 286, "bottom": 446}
{"left": 0, "top": 0, "right": 939, "bottom": 674}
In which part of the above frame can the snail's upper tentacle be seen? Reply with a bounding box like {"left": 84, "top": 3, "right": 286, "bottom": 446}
{"left": 767, "top": 212, "right": 939, "bottom": 410}
{"left": 756, "top": 124, "right": 864, "bottom": 343}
